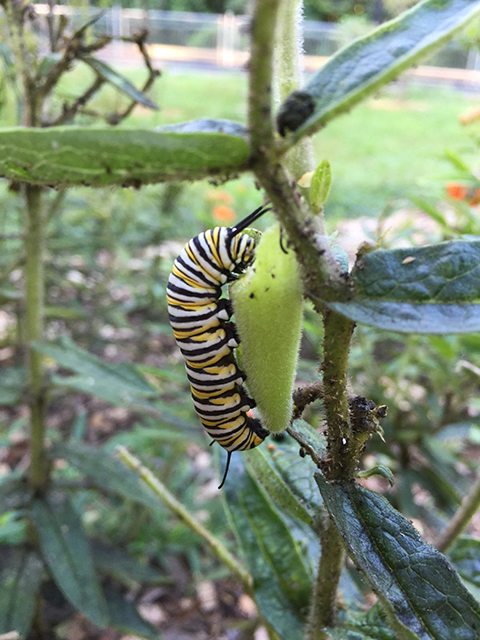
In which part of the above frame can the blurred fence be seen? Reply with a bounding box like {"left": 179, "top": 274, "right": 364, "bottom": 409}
{"left": 33, "top": 4, "right": 480, "bottom": 74}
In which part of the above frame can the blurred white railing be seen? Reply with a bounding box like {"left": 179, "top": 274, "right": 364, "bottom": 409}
{"left": 32, "top": 4, "right": 480, "bottom": 73}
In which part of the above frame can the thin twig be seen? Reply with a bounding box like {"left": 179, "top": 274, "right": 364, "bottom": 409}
{"left": 292, "top": 381, "right": 324, "bottom": 420}
{"left": 44, "top": 76, "right": 105, "bottom": 126}
{"left": 435, "top": 474, "right": 480, "bottom": 553}
{"left": 116, "top": 446, "right": 252, "bottom": 592}
{"left": 286, "top": 425, "right": 323, "bottom": 466}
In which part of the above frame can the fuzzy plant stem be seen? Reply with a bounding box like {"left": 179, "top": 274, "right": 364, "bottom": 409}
{"left": 25, "top": 184, "right": 47, "bottom": 491}
{"left": 275, "top": 0, "right": 314, "bottom": 182}
{"left": 248, "top": 0, "right": 349, "bottom": 304}
{"left": 6, "top": 0, "right": 48, "bottom": 492}
{"left": 322, "top": 309, "right": 356, "bottom": 481}
{"left": 304, "top": 310, "right": 355, "bottom": 637}
{"left": 307, "top": 517, "right": 345, "bottom": 639}
{"left": 435, "top": 473, "right": 480, "bottom": 553}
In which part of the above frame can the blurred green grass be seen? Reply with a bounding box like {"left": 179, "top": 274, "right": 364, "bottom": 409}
{"left": 3, "top": 64, "right": 479, "bottom": 223}
{"left": 55, "top": 65, "right": 478, "bottom": 220}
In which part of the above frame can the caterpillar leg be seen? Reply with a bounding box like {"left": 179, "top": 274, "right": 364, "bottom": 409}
{"left": 279, "top": 226, "right": 289, "bottom": 255}
{"left": 217, "top": 298, "right": 234, "bottom": 321}
{"left": 224, "top": 321, "right": 241, "bottom": 347}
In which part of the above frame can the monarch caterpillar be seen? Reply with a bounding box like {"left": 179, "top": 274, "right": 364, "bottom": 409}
{"left": 167, "top": 206, "right": 271, "bottom": 487}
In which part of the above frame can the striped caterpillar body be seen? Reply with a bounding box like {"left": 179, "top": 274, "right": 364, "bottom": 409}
{"left": 167, "top": 206, "right": 270, "bottom": 487}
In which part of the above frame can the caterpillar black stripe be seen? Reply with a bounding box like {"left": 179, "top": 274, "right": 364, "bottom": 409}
{"left": 167, "top": 206, "right": 270, "bottom": 487}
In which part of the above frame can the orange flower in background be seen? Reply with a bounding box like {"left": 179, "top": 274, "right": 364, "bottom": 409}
{"left": 445, "top": 182, "right": 468, "bottom": 200}
{"left": 469, "top": 189, "right": 480, "bottom": 206}
{"left": 213, "top": 205, "right": 236, "bottom": 223}
{"left": 206, "top": 189, "right": 233, "bottom": 204}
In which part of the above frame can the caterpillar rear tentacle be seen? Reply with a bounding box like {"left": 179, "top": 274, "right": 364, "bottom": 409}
{"left": 166, "top": 206, "right": 271, "bottom": 488}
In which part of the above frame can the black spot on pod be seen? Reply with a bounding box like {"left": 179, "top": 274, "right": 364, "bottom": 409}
{"left": 276, "top": 90, "right": 315, "bottom": 137}
{"left": 249, "top": 293, "right": 255, "bottom": 299}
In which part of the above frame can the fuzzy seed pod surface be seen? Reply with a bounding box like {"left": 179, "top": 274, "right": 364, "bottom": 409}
{"left": 230, "top": 223, "right": 303, "bottom": 433}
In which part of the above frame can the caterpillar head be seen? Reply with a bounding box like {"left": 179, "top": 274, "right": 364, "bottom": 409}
{"left": 230, "top": 232, "right": 256, "bottom": 272}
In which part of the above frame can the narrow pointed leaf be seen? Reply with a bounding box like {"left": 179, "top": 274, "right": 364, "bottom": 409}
{"left": 245, "top": 447, "right": 313, "bottom": 526}
{"left": 104, "top": 586, "right": 162, "bottom": 640}
{"left": 0, "top": 367, "right": 27, "bottom": 406}
{"left": 0, "top": 475, "right": 31, "bottom": 515}
{"left": 0, "top": 124, "right": 250, "bottom": 187}
{"left": 246, "top": 420, "right": 325, "bottom": 527}
{"left": 449, "top": 537, "right": 480, "bottom": 597}
{"left": 315, "top": 473, "right": 480, "bottom": 640}
{"left": 91, "top": 540, "right": 170, "bottom": 587}
{"left": 30, "top": 494, "right": 109, "bottom": 628}
{"left": 80, "top": 56, "right": 158, "bottom": 110}
{"left": 0, "top": 546, "right": 44, "bottom": 639}
{"left": 327, "top": 240, "right": 480, "bottom": 333}
{"left": 33, "top": 337, "right": 195, "bottom": 428}
{"left": 73, "top": 9, "right": 108, "bottom": 37}
{"left": 310, "top": 159, "right": 332, "bottom": 210}
{"left": 222, "top": 452, "right": 309, "bottom": 639}
{"left": 286, "top": 0, "right": 480, "bottom": 141}
{"left": 50, "top": 441, "right": 160, "bottom": 509}
{"left": 328, "top": 604, "right": 396, "bottom": 640}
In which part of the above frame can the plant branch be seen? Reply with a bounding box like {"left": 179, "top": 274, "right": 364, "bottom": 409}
{"left": 321, "top": 309, "right": 355, "bottom": 481}
{"left": 44, "top": 76, "right": 105, "bottom": 126}
{"left": 25, "top": 184, "right": 47, "bottom": 492}
{"left": 435, "top": 473, "right": 480, "bottom": 553}
{"left": 248, "top": 0, "right": 280, "bottom": 153}
{"left": 248, "top": 3, "right": 350, "bottom": 305}
{"left": 4, "top": 0, "right": 37, "bottom": 126}
{"left": 307, "top": 515, "right": 345, "bottom": 638}
{"left": 292, "top": 381, "right": 324, "bottom": 421}
{"left": 251, "top": 160, "right": 352, "bottom": 305}
{"left": 275, "top": 0, "right": 314, "bottom": 182}
{"left": 116, "top": 446, "right": 252, "bottom": 591}
{"left": 286, "top": 425, "right": 323, "bottom": 466}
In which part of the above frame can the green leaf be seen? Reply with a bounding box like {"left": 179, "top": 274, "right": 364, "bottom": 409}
{"left": 0, "top": 474, "right": 31, "bottom": 515}
{"left": 0, "top": 546, "right": 44, "bottom": 639}
{"left": 50, "top": 441, "right": 160, "bottom": 509}
{"left": 0, "top": 368, "right": 27, "bottom": 406}
{"left": 222, "top": 452, "right": 310, "bottom": 639}
{"left": 35, "top": 335, "right": 155, "bottom": 395}
{"left": 45, "top": 305, "right": 88, "bottom": 320}
{"left": 104, "top": 586, "right": 162, "bottom": 640}
{"left": 444, "top": 149, "right": 472, "bottom": 174}
{"left": 329, "top": 603, "right": 396, "bottom": 640}
{"left": 0, "top": 288, "right": 21, "bottom": 304}
{"left": 410, "top": 197, "right": 449, "bottom": 229}
{"left": 449, "top": 537, "right": 480, "bottom": 597}
{"left": 315, "top": 473, "right": 480, "bottom": 640}
{"left": 245, "top": 447, "right": 313, "bottom": 527}
{"left": 246, "top": 420, "right": 325, "bottom": 527}
{"left": 287, "top": 0, "right": 480, "bottom": 141}
{"left": 0, "top": 124, "right": 250, "bottom": 187}
{"left": 30, "top": 494, "right": 109, "bottom": 628}
{"left": 72, "top": 9, "right": 108, "bottom": 37}
{"left": 357, "top": 464, "right": 395, "bottom": 486}
{"left": 33, "top": 336, "right": 195, "bottom": 429}
{"left": 80, "top": 56, "right": 158, "bottom": 110}
{"left": 91, "top": 539, "right": 170, "bottom": 588}
{"left": 310, "top": 159, "right": 332, "bottom": 210}
{"left": 327, "top": 240, "right": 480, "bottom": 333}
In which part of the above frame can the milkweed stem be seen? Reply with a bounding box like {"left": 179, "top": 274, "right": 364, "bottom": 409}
{"left": 116, "top": 446, "right": 252, "bottom": 592}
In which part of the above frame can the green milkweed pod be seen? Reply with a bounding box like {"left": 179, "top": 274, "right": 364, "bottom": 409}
{"left": 230, "top": 223, "right": 303, "bottom": 433}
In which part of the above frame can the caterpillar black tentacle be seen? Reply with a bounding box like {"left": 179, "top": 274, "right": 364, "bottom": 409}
{"left": 167, "top": 206, "right": 271, "bottom": 488}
